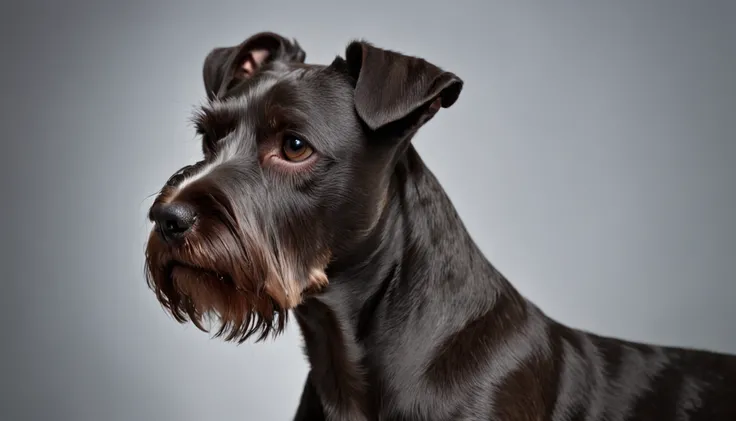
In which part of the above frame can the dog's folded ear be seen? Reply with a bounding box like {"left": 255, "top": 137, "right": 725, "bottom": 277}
{"left": 203, "top": 32, "right": 306, "bottom": 100}
{"left": 343, "top": 41, "right": 463, "bottom": 132}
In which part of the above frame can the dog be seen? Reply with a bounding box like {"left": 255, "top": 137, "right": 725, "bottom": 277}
{"left": 145, "top": 31, "right": 736, "bottom": 421}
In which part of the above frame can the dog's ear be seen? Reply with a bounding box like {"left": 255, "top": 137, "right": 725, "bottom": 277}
{"left": 202, "top": 32, "right": 306, "bottom": 100}
{"left": 343, "top": 41, "right": 463, "bottom": 132}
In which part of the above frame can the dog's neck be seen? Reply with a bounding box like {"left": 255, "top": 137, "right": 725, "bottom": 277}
{"left": 320, "top": 144, "right": 525, "bottom": 322}
{"left": 296, "top": 145, "right": 533, "bottom": 418}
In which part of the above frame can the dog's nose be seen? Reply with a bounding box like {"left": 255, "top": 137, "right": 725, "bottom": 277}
{"left": 152, "top": 202, "right": 197, "bottom": 240}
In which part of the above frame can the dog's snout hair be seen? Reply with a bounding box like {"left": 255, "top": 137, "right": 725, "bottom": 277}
{"left": 146, "top": 168, "right": 330, "bottom": 342}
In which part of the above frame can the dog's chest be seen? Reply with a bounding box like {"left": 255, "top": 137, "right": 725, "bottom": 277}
{"left": 296, "top": 289, "right": 461, "bottom": 421}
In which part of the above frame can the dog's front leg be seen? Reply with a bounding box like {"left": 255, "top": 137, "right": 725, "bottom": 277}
{"left": 293, "top": 370, "right": 326, "bottom": 421}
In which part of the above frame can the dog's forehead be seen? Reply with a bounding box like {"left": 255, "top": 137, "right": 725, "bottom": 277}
{"left": 196, "top": 63, "right": 356, "bottom": 155}
{"left": 203, "top": 63, "right": 337, "bottom": 117}
{"left": 231, "top": 62, "right": 326, "bottom": 101}
{"left": 204, "top": 77, "right": 279, "bottom": 116}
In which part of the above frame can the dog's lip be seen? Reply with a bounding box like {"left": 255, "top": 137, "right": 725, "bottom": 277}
{"left": 169, "top": 261, "right": 228, "bottom": 281}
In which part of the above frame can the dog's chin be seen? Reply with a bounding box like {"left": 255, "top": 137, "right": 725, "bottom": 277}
{"left": 147, "top": 258, "right": 288, "bottom": 343}
{"left": 144, "top": 222, "right": 331, "bottom": 343}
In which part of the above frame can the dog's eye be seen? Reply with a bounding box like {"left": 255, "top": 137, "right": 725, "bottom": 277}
{"left": 282, "top": 135, "right": 314, "bottom": 162}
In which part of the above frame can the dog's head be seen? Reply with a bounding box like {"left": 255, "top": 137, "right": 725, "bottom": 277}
{"left": 145, "top": 34, "right": 463, "bottom": 343}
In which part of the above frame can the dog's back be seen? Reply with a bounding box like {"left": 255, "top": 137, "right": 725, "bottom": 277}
{"left": 544, "top": 318, "right": 736, "bottom": 421}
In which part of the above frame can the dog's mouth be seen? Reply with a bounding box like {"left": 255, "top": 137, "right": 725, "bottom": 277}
{"left": 168, "top": 261, "right": 236, "bottom": 288}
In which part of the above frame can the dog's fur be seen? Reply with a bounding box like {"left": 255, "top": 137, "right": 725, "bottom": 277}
{"left": 145, "top": 32, "right": 736, "bottom": 420}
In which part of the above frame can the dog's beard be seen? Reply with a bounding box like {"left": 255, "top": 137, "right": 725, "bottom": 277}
{"left": 144, "top": 186, "right": 329, "bottom": 343}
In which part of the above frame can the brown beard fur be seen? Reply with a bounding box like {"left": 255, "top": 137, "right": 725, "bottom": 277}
{"left": 144, "top": 183, "right": 330, "bottom": 343}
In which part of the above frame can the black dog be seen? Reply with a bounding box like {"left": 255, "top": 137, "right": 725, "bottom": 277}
{"left": 145, "top": 32, "right": 736, "bottom": 420}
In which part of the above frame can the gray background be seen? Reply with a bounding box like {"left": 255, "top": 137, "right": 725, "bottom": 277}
{"left": 2, "top": 1, "right": 735, "bottom": 420}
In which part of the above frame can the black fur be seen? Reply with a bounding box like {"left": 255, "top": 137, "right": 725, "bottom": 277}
{"left": 145, "top": 33, "right": 736, "bottom": 421}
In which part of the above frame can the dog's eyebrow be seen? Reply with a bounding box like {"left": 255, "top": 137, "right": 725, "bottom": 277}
{"left": 194, "top": 76, "right": 280, "bottom": 134}
{"left": 191, "top": 102, "right": 240, "bottom": 139}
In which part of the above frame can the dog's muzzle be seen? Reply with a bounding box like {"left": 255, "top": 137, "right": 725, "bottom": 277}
{"left": 150, "top": 201, "right": 198, "bottom": 242}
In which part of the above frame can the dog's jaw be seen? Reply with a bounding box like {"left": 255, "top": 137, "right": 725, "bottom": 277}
{"left": 144, "top": 192, "right": 333, "bottom": 343}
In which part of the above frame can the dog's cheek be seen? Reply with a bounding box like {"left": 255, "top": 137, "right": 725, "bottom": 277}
{"left": 263, "top": 245, "right": 330, "bottom": 308}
